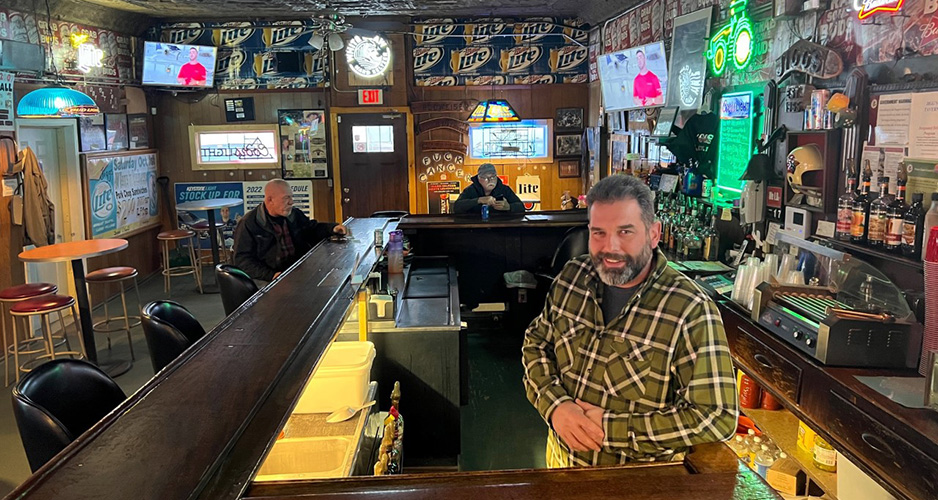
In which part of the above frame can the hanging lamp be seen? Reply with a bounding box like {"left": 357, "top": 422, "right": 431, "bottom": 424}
{"left": 467, "top": 99, "right": 521, "bottom": 123}
{"left": 17, "top": 86, "right": 100, "bottom": 118}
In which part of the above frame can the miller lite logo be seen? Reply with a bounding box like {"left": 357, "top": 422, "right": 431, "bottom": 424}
{"left": 562, "top": 21, "right": 589, "bottom": 44}
{"left": 415, "top": 19, "right": 457, "bottom": 45}
{"left": 216, "top": 49, "right": 246, "bottom": 76}
{"left": 212, "top": 22, "right": 255, "bottom": 47}
{"left": 166, "top": 23, "right": 205, "bottom": 45}
{"left": 416, "top": 76, "right": 458, "bottom": 86}
{"left": 413, "top": 47, "right": 445, "bottom": 73}
{"left": 464, "top": 20, "right": 506, "bottom": 44}
{"left": 91, "top": 180, "right": 114, "bottom": 219}
{"left": 263, "top": 21, "right": 305, "bottom": 47}
{"left": 450, "top": 47, "right": 493, "bottom": 73}
{"left": 499, "top": 46, "right": 543, "bottom": 73}
{"left": 549, "top": 45, "right": 587, "bottom": 72}
{"left": 513, "top": 75, "right": 555, "bottom": 84}
{"left": 513, "top": 19, "right": 554, "bottom": 43}
{"left": 253, "top": 51, "right": 277, "bottom": 77}
{"left": 304, "top": 53, "right": 326, "bottom": 75}
{"left": 465, "top": 76, "right": 506, "bottom": 86}
{"left": 266, "top": 77, "right": 309, "bottom": 89}
{"left": 562, "top": 74, "right": 588, "bottom": 84}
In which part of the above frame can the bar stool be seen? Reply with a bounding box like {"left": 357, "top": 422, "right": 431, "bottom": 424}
{"left": 86, "top": 266, "right": 142, "bottom": 362}
{"left": 191, "top": 220, "right": 229, "bottom": 265}
{"left": 2, "top": 283, "right": 58, "bottom": 387}
{"left": 157, "top": 229, "right": 203, "bottom": 295}
{"left": 10, "top": 295, "right": 86, "bottom": 379}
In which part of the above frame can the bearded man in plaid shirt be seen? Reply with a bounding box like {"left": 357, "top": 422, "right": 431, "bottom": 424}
{"left": 522, "top": 175, "right": 738, "bottom": 468}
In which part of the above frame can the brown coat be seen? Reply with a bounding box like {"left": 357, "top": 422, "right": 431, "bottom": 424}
{"left": 14, "top": 147, "right": 54, "bottom": 246}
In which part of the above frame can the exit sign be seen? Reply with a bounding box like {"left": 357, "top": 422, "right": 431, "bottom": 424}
{"left": 358, "top": 89, "right": 384, "bottom": 105}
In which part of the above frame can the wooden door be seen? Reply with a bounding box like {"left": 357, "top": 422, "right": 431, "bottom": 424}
{"left": 336, "top": 113, "right": 408, "bottom": 218}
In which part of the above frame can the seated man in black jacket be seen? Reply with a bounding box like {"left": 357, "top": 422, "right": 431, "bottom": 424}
{"left": 452, "top": 163, "right": 525, "bottom": 214}
{"left": 233, "top": 179, "right": 346, "bottom": 283}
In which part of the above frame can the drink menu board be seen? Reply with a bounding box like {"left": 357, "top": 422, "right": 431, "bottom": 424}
{"left": 716, "top": 91, "right": 754, "bottom": 194}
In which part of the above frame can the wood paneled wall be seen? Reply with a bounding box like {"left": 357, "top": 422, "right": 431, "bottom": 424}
{"left": 151, "top": 90, "right": 336, "bottom": 223}
{"left": 412, "top": 84, "right": 589, "bottom": 213}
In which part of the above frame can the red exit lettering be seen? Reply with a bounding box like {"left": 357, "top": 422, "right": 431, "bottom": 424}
{"left": 358, "top": 89, "right": 384, "bottom": 105}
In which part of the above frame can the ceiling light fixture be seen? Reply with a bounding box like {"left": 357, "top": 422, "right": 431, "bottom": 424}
{"left": 17, "top": 86, "right": 100, "bottom": 118}
{"left": 468, "top": 99, "right": 521, "bottom": 123}
{"left": 310, "top": 12, "right": 350, "bottom": 52}
{"left": 327, "top": 32, "right": 344, "bottom": 51}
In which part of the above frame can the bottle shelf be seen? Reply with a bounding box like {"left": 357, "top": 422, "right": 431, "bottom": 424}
{"left": 743, "top": 407, "right": 838, "bottom": 499}
{"left": 814, "top": 236, "right": 923, "bottom": 272}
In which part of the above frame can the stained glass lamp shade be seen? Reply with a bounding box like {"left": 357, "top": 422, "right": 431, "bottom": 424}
{"left": 468, "top": 99, "right": 520, "bottom": 123}
{"left": 17, "top": 87, "right": 100, "bottom": 118}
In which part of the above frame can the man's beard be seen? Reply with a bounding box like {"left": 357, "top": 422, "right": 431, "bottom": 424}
{"left": 591, "top": 243, "right": 653, "bottom": 286}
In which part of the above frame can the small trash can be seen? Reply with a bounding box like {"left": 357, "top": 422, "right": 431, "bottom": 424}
{"left": 504, "top": 270, "right": 539, "bottom": 333}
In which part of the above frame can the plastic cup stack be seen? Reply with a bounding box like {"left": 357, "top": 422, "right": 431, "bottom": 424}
{"left": 922, "top": 227, "right": 938, "bottom": 376}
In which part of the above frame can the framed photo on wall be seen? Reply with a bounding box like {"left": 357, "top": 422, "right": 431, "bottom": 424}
{"left": 558, "top": 159, "right": 581, "bottom": 178}
{"left": 78, "top": 115, "right": 106, "bottom": 152}
{"left": 105, "top": 113, "right": 128, "bottom": 151}
{"left": 555, "top": 107, "right": 584, "bottom": 130}
{"left": 555, "top": 133, "right": 582, "bottom": 157}
{"left": 128, "top": 114, "right": 149, "bottom": 149}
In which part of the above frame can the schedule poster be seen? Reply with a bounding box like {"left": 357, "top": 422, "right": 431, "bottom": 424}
{"left": 86, "top": 152, "right": 159, "bottom": 239}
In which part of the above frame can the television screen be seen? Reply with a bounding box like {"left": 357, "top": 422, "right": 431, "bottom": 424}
{"left": 597, "top": 41, "right": 669, "bottom": 112}
{"left": 142, "top": 41, "right": 217, "bottom": 88}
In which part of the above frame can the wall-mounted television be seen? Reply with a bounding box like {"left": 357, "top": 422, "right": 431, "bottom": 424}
{"left": 597, "top": 41, "right": 669, "bottom": 112}
{"left": 142, "top": 41, "right": 217, "bottom": 88}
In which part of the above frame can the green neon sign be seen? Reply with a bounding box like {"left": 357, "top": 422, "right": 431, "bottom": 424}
{"left": 716, "top": 91, "right": 754, "bottom": 195}
{"left": 706, "top": 0, "right": 753, "bottom": 76}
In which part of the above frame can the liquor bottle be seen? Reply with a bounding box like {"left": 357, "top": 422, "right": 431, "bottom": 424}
{"left": 850, "top": 175, "right": 872, "bottom": 244}
{"left": 901, "top": 193, "right": 925, "bottom": 259}
{"left": 867, "top": 177, "right": 891, "bottom": 248}
{"left": 836, "top": 176, "right": 858, "bottom": 241}
{"left": 884, "top": 180, "right": 908, "bottom": 252}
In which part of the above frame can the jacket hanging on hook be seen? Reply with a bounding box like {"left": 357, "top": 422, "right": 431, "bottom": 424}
{"left": 15, "top": 147, "right": 55, "bottom": 246}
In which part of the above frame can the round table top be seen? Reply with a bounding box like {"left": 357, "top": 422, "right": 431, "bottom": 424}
{"left": 19, "top": 239, "right": 129, "bottom": 263}
{"left": 176, "top": 198, "right": 244, "bottom": 211}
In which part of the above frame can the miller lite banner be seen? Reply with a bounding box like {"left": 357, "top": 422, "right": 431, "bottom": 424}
{"left": 413, "top": 18, "right": 588, "bottom": 86}
{"left": 160, "top": 20, "right": 327, "bottom": 89}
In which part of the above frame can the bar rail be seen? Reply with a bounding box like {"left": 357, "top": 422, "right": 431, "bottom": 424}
{"left": 6, "top": 218, "right": 395, "bottom": 500}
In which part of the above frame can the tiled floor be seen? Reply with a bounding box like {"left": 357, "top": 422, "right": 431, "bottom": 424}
{"left": 0, "top": 271, "right": 224, "bottom": 497}
{"left": 0, "top": 276, "right": 547, "bottom": 495}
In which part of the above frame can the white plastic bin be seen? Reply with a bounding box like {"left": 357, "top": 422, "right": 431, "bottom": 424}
{"left": 255, "top": 436, "right": 352, "bottom": 481}
{"left": 292, "top": 341, "right": 375, "bottom": 414}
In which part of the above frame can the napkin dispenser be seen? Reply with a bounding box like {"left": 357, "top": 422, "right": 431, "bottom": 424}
{"left": 368, "top": 294, "right": 395, "bottom": 320}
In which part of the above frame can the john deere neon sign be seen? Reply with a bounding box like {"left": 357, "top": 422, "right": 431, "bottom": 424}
{"left": 706, "top": 0, "right": 753, "bottom": 76}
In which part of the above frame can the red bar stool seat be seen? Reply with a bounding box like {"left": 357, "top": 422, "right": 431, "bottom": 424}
{"left": 2, "top": 283, "right": 59, "bottom": 387}
{"left": 0, "top": 283, "right": 57, "bottom": 300}
{"left": 10, "top": 294, "right": 86, "bottom": 376}
{"left": 86, "top": 266, "right": 142, "bottom": 363}
{"left": 157, "top": 229, "right": 203, "bottom": 295}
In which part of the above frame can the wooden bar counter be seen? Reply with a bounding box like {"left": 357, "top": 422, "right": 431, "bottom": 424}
{"left": 6, "top": 217, "right": 779, "bottom": 500}
{"left": 398, "top": 210, "right": 588, "bottom": 307}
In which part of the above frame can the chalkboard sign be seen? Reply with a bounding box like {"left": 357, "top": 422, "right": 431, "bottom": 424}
{"left": 716, "top": 91, "right": 754, "bottom": 195}
{"left": 83, "top": 149, "right": 161, "bottom": 239}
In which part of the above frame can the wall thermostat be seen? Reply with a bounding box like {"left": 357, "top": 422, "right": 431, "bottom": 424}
{"left": 784, "top": 206, "right": 813, "bottom": 239}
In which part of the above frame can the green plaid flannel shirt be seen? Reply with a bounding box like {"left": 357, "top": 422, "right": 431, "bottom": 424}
{"left": 522, "top": 250, "right": 738, "bottom": 467}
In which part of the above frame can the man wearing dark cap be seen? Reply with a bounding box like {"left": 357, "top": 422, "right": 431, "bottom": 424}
{"left": 452, "top": 163, "right": 525, "bottom": 214}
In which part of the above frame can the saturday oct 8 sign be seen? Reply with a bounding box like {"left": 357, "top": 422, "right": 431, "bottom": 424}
{"left": 87, "top": 151, "right": 160, "bottom": 239}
